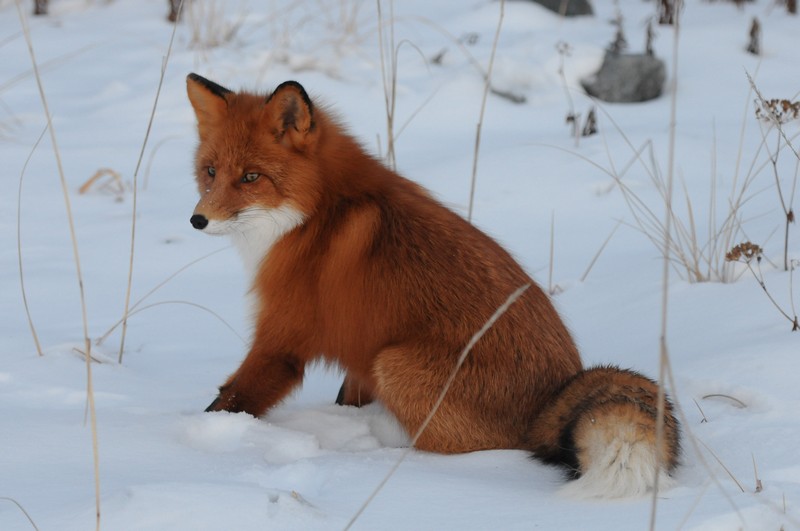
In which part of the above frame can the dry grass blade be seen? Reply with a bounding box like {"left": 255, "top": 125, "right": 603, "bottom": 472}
{"left": 732, "top": 253, "right": 800, "bottom": 330}
{"left": 142, "top": 135, "right": 179, "bottom": 190}
{"left": 343, "top": 283, "right": 530, "bottom": 531}
{"left": 692, "top": 398, "right": 708, "bottom": 423}
{"left": 702, "top": 393, "right": 747, "bottom": 408}
{"left": 97, "top": 247, "right": 228, "bottom": 345}
{"left": 650, "top": 0, "right": 682, "bottom": 527}
{"left": 579, "top": 220, "right": 621, "bottom": 282}
{"left": 752, "top": 453, "right": 763, "bottom": 493}
{"left": 118, "top": 0, "right": 184, "bottom": 364}
{"left": 467, "top": 0, "right": 504, "bottom": 223}
{"left": 79, "top": 168, "right": 126, "bottom": 199}
{"left": 667, "top": 368, "right": 747, "bottom": 526}
{"left": 698, "top": 438, "right": 746, "bottom": 493}
{"left": 584, "top": 95, "right": 768, "bottom": 284}
{"left": 17, "top": 125, "right": 47, "bottom": 357}
{"left": 0, "top": 497, "right": 40, "bottom": 531}
{"left": 0, "top": 42, "right": 98, "bottom": 94}
{"left": 117, "top": 300, "right": 247, "bottom": 346}
{"left": 789, "top": 260, "right": 799, "bottom": 329}
{"left": 14, "top": 1, "right": 100, "bottom": 528}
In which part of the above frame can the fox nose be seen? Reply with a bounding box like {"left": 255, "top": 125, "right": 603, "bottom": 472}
{"left": 190, "top": 214, "right": 208, "bottom": 230}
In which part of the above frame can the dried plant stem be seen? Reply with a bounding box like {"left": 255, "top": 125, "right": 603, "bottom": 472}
{"left": 753, "top": 118, "right": 793, "bottom": 271}
{"left": 142, "top": 135, "right": 179, "bottom": 190}
{"left": 14, "top": 2, "right": 100, "bottom": 528}
{"left": 790, "top": 259, "right": 798, "bottom": 324}
{"left": 118, "top": 0, "right": 184, "bottom": 364}
{"left": 752, "top": 453, "right": 763, "bottom": 493}
{"left": 343, "top": 283, "right": 530, "bottom": 530}
{"left": 467, "top": 0, "right": 504, "bottom": 223}
{"left": 556, "top": 42, "right": 579, "bottom": 145}
{"left": 0, "top": 497, "right": 39, "bottom": 531}
{"left": 97, "top": 247, "right": 227, "bottom": 345}
{"left": 548, "top": 211, "right": 555, "bottom": 294}
{"left": 746, "top": 72, "right": 800, "bottom": 273}
{"left": 376, "top": 0, "right": 397, "bottom": 170}
{"left": 17, "top": 125, "right": 47, "bottom": 357}
{"left": 0, "top": 42, "right": 98, "bottom": 94}
{"left": 114, "top": 300, "right": 247, "bottom": 345}
{"left": 579, "top": 220, "right": 621, "bottom": 282}
{"left": 650, "top": 0, "right": 682, "bottom": 527}
{"left": 745, "top": 260, "right": 799, "bottom": 330}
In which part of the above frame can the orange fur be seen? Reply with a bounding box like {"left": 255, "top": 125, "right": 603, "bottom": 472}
{"left": 186, "top": 74, "right": 680, "bottom": 494}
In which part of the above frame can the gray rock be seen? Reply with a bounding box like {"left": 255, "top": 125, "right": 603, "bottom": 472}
{"left": 529, "top": 0, "right": 593, "bottom": 17}
{"left": 581, "top": 52, "right": 666, "bottom": 103}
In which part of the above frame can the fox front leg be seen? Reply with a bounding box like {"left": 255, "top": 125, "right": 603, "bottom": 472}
{"left": 205, "top": 351, "right": 305, "bottom": 417}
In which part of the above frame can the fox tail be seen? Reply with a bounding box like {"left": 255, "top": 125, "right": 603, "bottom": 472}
{"left": 528, "top": 366, "right": 681, "bottom": 498}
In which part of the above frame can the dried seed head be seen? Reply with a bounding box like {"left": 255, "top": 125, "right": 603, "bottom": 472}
{"left": 726, "top": 242, "right": 763, "bottom": 263}
{"left": 755, "top": 99, "right": 800, "bottom": 125}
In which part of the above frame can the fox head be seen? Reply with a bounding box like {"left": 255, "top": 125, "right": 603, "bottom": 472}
{"left": 186, "top": 73, "right": 321, "bottom": 271}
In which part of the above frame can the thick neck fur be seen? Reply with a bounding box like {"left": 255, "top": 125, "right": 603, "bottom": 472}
{"left": 230, "top": 204, "right": 306, "bottom": 276}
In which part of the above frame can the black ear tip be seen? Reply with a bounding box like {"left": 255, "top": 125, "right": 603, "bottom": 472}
{"left": 268, "top": 80, "right": 313, "bottom": 112}
{"left": 187, "top": 73, "right": 233, "bottom": 98}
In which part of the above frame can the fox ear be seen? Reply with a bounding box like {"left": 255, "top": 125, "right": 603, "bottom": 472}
{"left": 265, "top": 81, "right": 314, "bottom": 150}
{"left": 187, "top": 73, "right": 232, "bottom": 136}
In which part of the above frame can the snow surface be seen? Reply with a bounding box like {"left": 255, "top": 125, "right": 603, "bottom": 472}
{"left": 1, "top": 0, "right": 799, "bottom": 529}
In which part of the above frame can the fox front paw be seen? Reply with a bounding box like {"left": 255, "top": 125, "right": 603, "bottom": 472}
{"left": 204, "top": 388, "right": 242, "bottom": 413}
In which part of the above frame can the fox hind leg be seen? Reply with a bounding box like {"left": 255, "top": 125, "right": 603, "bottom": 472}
{"left": 372, "top": 343, "right": 521, "bottom": 453}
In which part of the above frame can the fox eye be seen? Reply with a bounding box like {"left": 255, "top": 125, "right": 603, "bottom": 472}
{"left": 242, "top": 172, "right": 260, "bottom": 183}
{"left": 207, "top": 166, "right": 216, "bottom": 177}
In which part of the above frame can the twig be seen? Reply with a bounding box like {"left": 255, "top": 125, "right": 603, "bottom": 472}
{"left": 14, "top": 2, "right": 100, "bottom": 528}
{"left": 118, "top": 0, "right": 184, "bottom": 364}
{"left": 17, "top": 125, "right": 48, "bottom": 357}
{"left": 343, "top": 283, "right": 530, "bottom": 530}
{"left": 0, "top": 497, "right": 39, "bottom": 531}
{"left": 467, "top": 0, "right": 504, "bottom": 223}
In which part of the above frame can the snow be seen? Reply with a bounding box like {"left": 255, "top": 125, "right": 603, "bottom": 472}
{"left": 1, "top": 0, "right": 799, "bottom": 529}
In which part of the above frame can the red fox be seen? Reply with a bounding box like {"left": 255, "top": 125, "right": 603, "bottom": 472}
{"left": 186, "top": 73, "right": 680, "bottom": 498}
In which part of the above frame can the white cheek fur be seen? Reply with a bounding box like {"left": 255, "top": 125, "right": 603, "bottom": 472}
{"left": 227, "top": 205, "right": 306, "bottom": 276}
